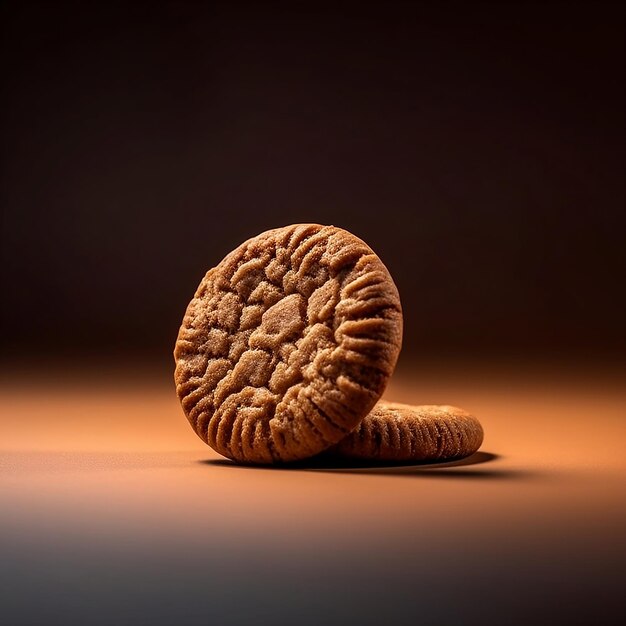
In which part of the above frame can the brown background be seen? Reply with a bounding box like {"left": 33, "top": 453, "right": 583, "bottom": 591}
{"left": 1, "top": 0, "right": 624, "bottom": 361}
{"left": 1, "top": 3, "right": 625, "bottom": 626}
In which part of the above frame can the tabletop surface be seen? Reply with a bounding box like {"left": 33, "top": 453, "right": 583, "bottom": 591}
{"left": 2, "top": 359, "right": 625, "bottom": 626}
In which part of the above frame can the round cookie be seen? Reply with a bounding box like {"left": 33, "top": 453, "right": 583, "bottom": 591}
{"left": 329, "top": 403, "right": 483, "bottom": 462}
{"left": 174, "top": 224, "right": 403, "bottom": 463}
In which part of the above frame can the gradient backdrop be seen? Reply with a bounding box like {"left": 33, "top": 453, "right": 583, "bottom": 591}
{"left": 1, "top": 2, "right": 625, "bottom": 626}
{"left": 2, "top": 0, "right": 624, "bottom": 360}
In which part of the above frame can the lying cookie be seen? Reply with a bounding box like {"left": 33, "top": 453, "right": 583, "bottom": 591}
{"left": 329, "top": 403, "right": 483, "bottom": 462}
{"left": 174, "top": 224, "right": 403, "bottom": 463}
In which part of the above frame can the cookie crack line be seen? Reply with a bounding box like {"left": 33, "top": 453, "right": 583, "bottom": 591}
{"left": 174, "top": 224, "right": 403, "bottom": 464}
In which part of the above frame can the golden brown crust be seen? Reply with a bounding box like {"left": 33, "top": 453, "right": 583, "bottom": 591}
{"left": 174, "top": 224, "right": 403, "bottom": 463}
{"left": 329, "top": 403, "right": 483, "bottom": 462}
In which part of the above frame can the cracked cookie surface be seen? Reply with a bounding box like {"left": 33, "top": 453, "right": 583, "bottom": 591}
{"left": 329, "top": 403, "right": 483, "bottom": 462}
{"left": 174, "top": 224, "right": 403, "bottom": 463}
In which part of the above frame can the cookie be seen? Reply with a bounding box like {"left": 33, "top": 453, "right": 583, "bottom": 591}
{"left": 174, "top": 224, "right": 403, "bottom": 463}
{"left": 329, "top": 403, "right": 483, "bottom": 462}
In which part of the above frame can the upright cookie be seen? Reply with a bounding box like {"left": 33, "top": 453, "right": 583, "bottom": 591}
{"left": 174, "top": 224, "right": 403, "bottom": 463}
{"left": 329, "top": 403, "right": 483, "bottom": 462}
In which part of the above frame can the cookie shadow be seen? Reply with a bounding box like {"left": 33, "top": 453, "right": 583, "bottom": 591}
{"left": 200, "top": 451, "right": 533, "bottom": 480}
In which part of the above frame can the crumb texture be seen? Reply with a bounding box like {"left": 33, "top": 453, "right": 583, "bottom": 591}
{"left": 174, "top": 224, "right": 402, "bottom": 463}
{"left": 329, "top": 403, "right": 484, "bottom": 461}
